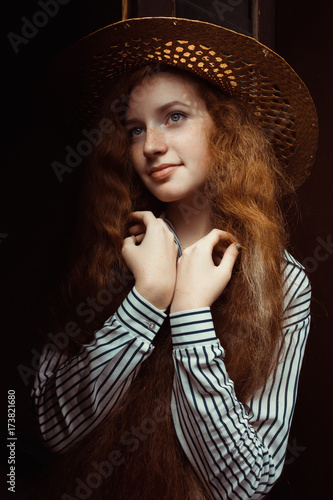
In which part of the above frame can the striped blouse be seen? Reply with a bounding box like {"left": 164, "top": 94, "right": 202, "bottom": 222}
{"left": 31, "top": 232, "right": 310, "bottom": 499}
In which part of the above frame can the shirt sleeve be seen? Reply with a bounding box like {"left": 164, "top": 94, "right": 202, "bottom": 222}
{"left": 170, "top": 256, "right": 311, "bottom": 499}
{"left": 31, "top": 287, "right": 167, "bottom": 453}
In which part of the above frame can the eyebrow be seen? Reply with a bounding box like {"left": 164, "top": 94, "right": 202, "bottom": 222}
{"left": 124, "top": 100, "right": 191, "bottom": 126}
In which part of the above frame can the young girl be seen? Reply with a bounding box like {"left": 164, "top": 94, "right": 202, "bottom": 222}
{"left": 32, "top": 17, "right": 318, "bottom": 499}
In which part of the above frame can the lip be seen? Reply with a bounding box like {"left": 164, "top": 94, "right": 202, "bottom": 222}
{"left": 149, "top": 164, "right": 180, "bottom": 180}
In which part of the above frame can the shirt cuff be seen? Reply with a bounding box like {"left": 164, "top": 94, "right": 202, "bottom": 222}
{"left": 114, "top": 287, "right": 167, "bottom": 343}
{"left": 170, "top": 308, "right": 218, "bottom": 348}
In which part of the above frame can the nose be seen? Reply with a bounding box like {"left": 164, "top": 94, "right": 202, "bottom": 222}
{"left": 143, "top": 127, "right": 168, "bottom": 158}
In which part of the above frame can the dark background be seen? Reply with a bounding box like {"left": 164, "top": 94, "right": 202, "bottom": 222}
{"left": 1, "top": 1, "right": 332, "bottom": 498}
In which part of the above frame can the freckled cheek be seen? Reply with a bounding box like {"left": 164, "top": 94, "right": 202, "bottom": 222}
{"left": 184, "top": 124, "right": 211, "bottom": 160}
{"left": 172, "top": 125, "right": 201, "bottom": 154}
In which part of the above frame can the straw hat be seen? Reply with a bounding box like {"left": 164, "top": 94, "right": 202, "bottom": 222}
{"left": 44, "top": 17, "right": 318, "bottom": 188}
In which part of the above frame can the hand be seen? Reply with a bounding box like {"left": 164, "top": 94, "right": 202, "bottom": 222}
{"left": 122, "top": 211, "right": 178, "bottom": 309}
{"left": 170, "top": 229, "right": 240, "bottom": 313}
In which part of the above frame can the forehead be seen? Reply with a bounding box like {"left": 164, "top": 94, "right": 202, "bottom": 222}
{"left": 127, "top": 71, "right": 205, "bottom": 115}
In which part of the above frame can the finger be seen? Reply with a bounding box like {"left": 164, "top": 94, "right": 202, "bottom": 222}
{"left": 129, "top": 212, "right": 161, "bottom": 239}
{"left": 124, "top": 233, "right": 145, "bottom": 245}
{"left": 129, "top": 211, "right": 157, "bottom": 227}
{"left": 203, "top": 229, "right": 236, "bottom": 252}
{"left": 212, "top": 237, "right": 235, "bottom": 265}
{"left": 122, "top": 235, "right": 136, "bottom": 247}
{"left": 128, "top": 223, "right": 146, "bottom": 236}
{"left": 217, "top": 242, "right": 240, "bottom": 270}
{"left": 134, "top": 233, "right": 145, "bottom": 244}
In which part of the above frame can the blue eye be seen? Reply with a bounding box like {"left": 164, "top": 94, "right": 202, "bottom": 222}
{"left": 129, "top": 127, "right": 143, "bottom": 138}
{"left": 169, "top": 112, "right": 184, "bottom": 123}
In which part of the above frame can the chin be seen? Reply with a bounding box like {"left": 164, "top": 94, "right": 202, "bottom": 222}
{"left": 145, "top": 178, "right": 204, "bottom": 204}
{"left": 152, "top": 190, "right": 190, "bottom": 204}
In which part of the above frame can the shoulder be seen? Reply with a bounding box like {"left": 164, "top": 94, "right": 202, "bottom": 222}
{"left": 283, "top": 250, "right": 310, "bottom": 291}
{"left": 282, "top": 250, "right": 311, "bottom": 322}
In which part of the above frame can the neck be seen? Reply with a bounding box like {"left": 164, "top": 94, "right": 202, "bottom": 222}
{"left": 166, "top": 195, "right": 212, "bottom": 249}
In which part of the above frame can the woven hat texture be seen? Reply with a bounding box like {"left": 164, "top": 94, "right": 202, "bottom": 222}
{"left": 44, "top": 17, "right": 318, "bottom": 188}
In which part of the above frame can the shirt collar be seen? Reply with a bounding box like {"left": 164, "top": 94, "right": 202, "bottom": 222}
{"left": 159, "top": 212, "right": 182, "bottom": 260}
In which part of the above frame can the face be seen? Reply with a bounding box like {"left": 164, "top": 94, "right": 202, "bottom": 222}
{"left": 124, "top": 71, "right": 214, "bottom": 204}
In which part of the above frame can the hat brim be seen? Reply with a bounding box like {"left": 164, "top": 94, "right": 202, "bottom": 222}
{"left": 43, "top": 16, "right": 318, "bottom": 188}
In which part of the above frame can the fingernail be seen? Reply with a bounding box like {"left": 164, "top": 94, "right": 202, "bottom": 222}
{"left": 235, "top": 243, "right": 242, "bottom": 252}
